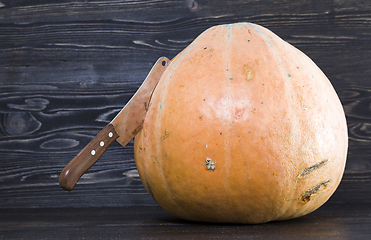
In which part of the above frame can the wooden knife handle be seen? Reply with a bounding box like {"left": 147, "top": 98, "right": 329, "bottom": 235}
{"left": 59, "top": 124, "right": 119, "bottom": 191}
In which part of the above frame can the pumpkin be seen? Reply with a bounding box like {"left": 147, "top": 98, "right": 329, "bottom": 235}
{"left": 133, "top": 22, "right": 348, "bottom": 224}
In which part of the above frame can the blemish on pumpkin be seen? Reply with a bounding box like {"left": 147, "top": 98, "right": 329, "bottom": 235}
{"left": 199, "top": 115, "right": 203, "bottom": 120}
{"left": 300, "top": 179, "right": 331, "bottom": 204}
{"left": 243, "top": 64, "right": 254, "bottom": 81}
{"left": 234, "top": 107, "right": 246, "bottom": 119}
{"left": 151, "top": 155, "right": 160, "bottom": 166}
{"left": 206, "top": 158, "right": 216, "bottom": 171}
{"left": 298, "top": 159, "right": 329, "bottom": 178}
{"left": 161, "top": 129, "right": 169, "bottom": 141}
{"left": 146, "top": 179, "right": 156, "bottom": 201}
{"left": 227, "top": 24, "right": 232, "bottom": 38}
{"left": 287, "top": 74, "right": 292, "bottom": 78}
{"left": 144, "top": 131, "right": 147, "bottom": 137}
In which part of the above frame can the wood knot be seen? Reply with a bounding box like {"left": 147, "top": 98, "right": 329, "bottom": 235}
{"left": 3, "top": 112, "right": 41, "bottom": 135}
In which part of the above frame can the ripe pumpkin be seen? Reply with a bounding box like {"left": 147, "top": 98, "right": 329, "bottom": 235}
{"left": 133, "top": 22, "right": 348, "bottom": 224}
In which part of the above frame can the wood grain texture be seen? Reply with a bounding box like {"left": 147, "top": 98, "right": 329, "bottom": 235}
{"left": 0, "top": 0, "right": 371, "bottom": 208}
{"left": 1, "top": 203, "right": 371, "bottom": 239}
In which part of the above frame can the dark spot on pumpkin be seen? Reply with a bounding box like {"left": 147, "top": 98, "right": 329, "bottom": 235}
{"left": 243, "top": 64, "right": 254, "bottom": 81}
{"left": 301, "top": 195, "right": 311, "bottom": 203}
{"left": 161, "top": 129, "right": 169, "bottom": 141}
{"left": 205, "top": 158, "right": 216, "bottom": 171}
{"left": 298, "top": 159, "right": 329, "bottom": 178}
{"left": 235, "top": 107, "right": 247, "bottom": 119}
{"left": 300, "top": 179, "right": 331, "bottom": 204}
{"left": 146, "top": 179, "right": 156, "bottom": 202}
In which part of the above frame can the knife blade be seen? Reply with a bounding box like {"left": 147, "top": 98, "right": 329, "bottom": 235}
{"left": 59, "top": 57, "right": 170, "bottom": 191}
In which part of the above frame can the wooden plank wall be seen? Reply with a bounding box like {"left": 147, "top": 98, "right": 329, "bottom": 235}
{"left": 0, "top": 0, "right": 370, "bottom": 208}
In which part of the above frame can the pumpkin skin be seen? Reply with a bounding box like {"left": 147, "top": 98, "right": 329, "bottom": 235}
{"left": 133, "top": 22, "right": 348, "bottom": 224}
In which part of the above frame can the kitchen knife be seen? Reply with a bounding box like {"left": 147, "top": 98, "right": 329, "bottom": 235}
{"left": 59, "top": 57, "right": 170, "bottom": 191}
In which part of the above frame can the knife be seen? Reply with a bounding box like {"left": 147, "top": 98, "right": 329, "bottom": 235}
{"left": 59, "top": 57, "right": 171, "bottom": 191}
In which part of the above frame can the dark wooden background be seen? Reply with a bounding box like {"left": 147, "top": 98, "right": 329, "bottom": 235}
{"left": 0, "top": 0, "right": 370, "bottom": 208}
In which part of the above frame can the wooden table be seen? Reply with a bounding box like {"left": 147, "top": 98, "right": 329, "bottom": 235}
{"left": 2, "top": 203, "right": 371, "bottom": 239}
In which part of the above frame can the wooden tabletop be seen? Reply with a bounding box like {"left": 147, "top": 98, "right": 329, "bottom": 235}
{"left": 2, "top": 203, "right": 371, "bottom": 239}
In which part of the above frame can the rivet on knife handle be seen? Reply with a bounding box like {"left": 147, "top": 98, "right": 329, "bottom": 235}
{"left": 59, "top": 124, "right": 119, "bottom": 191}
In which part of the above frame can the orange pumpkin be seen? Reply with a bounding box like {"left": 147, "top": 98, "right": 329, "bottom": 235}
{"left": 134, "top": 22, "right": 348, "bottom": 224}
